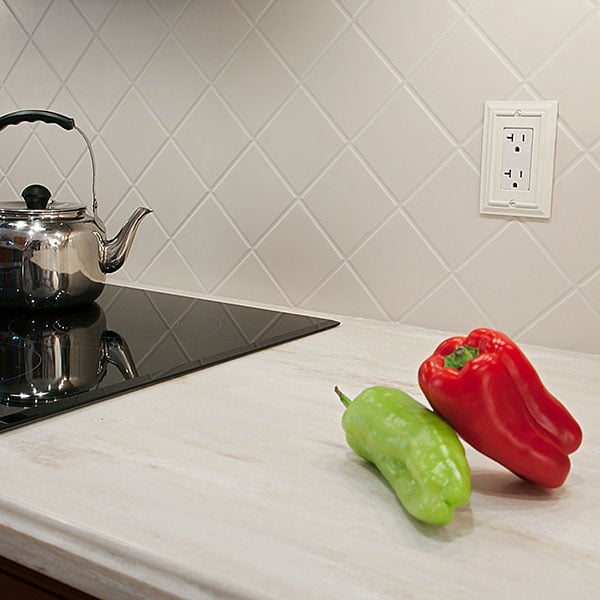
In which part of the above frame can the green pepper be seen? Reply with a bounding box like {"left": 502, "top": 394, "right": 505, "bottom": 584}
{"left": 336, "top": 386, "right": 471, "bottom": 526}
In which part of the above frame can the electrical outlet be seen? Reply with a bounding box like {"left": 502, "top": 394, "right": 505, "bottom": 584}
{"left": 480, "top": 101, "right": 558, "bottom": 219}
{"left": 500, "top": 128, "right": 533, "bottom": 191}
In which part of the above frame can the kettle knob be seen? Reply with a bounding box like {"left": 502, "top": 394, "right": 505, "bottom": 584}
{"left": 22, "top": 184, "right": 52, "bottom": 210}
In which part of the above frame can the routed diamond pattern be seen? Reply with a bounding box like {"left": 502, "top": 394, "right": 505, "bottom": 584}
{"left": 34, "top": 1, "right": 94, "bottom": 79}
{"left": 174, "top": 0, "right": 250, "bottom": 79}
{"left": 175, "top": 197, "right": 249, "bottom": 291}
{"left": 410, "top": 21, "right": 520, "bottom": 141}
{"left": 306, "top": 27, "right": 398, "bottom": 136}
{"left": 138, "top": 141, "right": 207, "bottom": 234}
{"left": 355, "top": 88, "right": 453, "bottom": 200}
{"left": 259, "top": 0, "right": 347, "bottom": 76}
{"left": 101, "top": 90, "right": 166, "bottom": 181}
{"left": 358, "top": 0, "right": 460, "bottom": 76}
{"left": 216, "top": 31, "right": 296, "bottom": 134}
{"left": 0, "top": 6, "right": 28, "bottom": 80}
{"left": 304, "top": 149, "right": 395, "bottom": 254}
{"left": 215, "top": 145, "right": 293, "bottom": 244}
{"left": 351, "top": 212, "right": 446, "bottom": 320}
{"left": 100, "top": 0, "right": 167, "bottom": 79}
{"left": 532, "top": 17, "right": 600, "bottom": 146}
{"left": 458, "top": 223, "right": 571, "bottom": 333}
{"left": 2, "top": 0, "right": 600, "bottom": 353}
{"left": 67, "top": 40, "right": 130, "bottom": 129}
{"left": 257, "top": 204, "right": 341, "bottom": 304}
{"left": 175, "top": 90, "right": 249, "bottom": 186}
{"left": 405, "top": 154, "right": 503, "bottom": 268}
{"left": 137, "top": 37, "right": 208, "bottom": 132}
{"left": 259, "top": 90, "right": 344, "bottom": 192}
{"left": 470, "top": 0, "right": 591, "bottom": 75}
{"left": 2, "top": 0, "right": 50, "bottom": 34}
{"left": 5, "top": 44, "right": 61, "bottom": 108}
{"left": 7, "top": 136, "right": 64, "bottom": 197}
{"left": 75, "top": 0, "right": 117, "bottom": 29}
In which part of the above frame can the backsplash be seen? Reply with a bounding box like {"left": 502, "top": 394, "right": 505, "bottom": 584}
{"left": 2, "top": 0, "right": 600, "bottom": 354}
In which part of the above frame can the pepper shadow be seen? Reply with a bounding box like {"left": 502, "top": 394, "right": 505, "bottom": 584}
{"left": 470, "top": 468, "right": 570, "bottom": 502}
{"left": 346, "top": 455, "right": 476, "bottom": 541}
{"left": 409, "top": 503, "right": 475, "bottom": 542}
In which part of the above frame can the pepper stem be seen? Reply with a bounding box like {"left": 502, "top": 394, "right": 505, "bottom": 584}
{"left": 444, "top": 344, "right": 479, "bottom": 369}
{"left": 335, "top": 386, "right": 352, "bottom": 407}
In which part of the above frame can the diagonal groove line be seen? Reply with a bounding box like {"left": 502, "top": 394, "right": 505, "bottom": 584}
{"left": 438, "top": 220, "right": 515, "bottom": 330}
{"left": 522, "top": 7, "right": 597, "bottom": 82}
{"left": 138, "top": 198, "right": 209, "bottom": 292}
{"left": 489, "top": 223, "right": 574, "bottom": 339}
{"left": 513, "top": 289, "right": 600, "bottom": 344}
{"left": 213, "top": 248, "right": 295, "bottom": 308}
{"left": 215, "top": 198, "right": 307, "bottom": 302}
{"left": 231, "top": 0, "right": 277, "bottom": 24}
{"left": 170, "top": 1, "right": 255, "bottom": 86}
{"left": 300, "top": 259, "right": 392, "bottom": 321}
{"left": 512, "top": 274, "right": 600, "bottom": 347}
{"left": 29, "top": 4, "right": 95, "bottom": 88}
{"left": 137, "top": 239, "right": 208, "bottom": 295}
{"left": 0, "top": 13, "right": 39, "bottom": 85}
{"left": 397, "top": 272, "right": 486, "bottom": 330}
{"left": 520, "top": 217, "right": 591, "bottom": 293}
{"left": 147, "top": 0, "right": 193, "bottom": 29}
{"left": 280, "top": 203, "right": 345, "bottom": 304}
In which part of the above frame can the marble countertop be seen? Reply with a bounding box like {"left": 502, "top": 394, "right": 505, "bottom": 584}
{"left": 0, "top": 314, "right": 598, "bottom": 599}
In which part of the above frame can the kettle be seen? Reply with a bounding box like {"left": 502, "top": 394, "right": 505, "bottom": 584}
{"left": 0, "top": 110, "right": 152, "bottom": 310}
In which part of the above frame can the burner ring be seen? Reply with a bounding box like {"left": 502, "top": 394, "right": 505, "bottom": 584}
{"left": 0, "top": 340, "right": 47, "bottom": 406}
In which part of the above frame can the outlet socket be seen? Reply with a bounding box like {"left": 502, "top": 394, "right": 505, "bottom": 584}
{"left": 500, "top": 127, "right": 533, "bottom": 191}
{"left": 480, "top": 101, "right": 558, "bottom": 219}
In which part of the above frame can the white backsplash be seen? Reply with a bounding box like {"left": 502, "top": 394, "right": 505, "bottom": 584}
{"left": 2, "top": 0, "right": 600, "bottom": 354}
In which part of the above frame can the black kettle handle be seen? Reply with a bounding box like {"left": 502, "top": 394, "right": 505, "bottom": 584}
{"left": 0, "top": 110, "right": 75, "bottom": 132}
{"left": 0, "top": 109, "right": 100, "bottom": 218}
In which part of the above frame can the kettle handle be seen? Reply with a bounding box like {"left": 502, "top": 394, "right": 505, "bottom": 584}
{"left": 0, "top": 110, "right": 75, "bottom": 132}
{"left": 0, "top": 109, "right": 99, "bottom": 220}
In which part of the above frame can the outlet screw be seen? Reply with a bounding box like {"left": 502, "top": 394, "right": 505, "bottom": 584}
{"left": 509, "top": 199, "right": 517, "bottom": 206}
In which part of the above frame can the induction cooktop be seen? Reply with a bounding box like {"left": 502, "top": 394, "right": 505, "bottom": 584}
{"left": 0, "top": 285, "right": 339, "bottom": 432}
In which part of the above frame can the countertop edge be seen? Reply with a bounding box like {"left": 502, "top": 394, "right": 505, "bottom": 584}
{"left": 0, "top": 494, "right": 255, "bottom": 600}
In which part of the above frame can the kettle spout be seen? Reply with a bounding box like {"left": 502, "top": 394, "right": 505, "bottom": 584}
{"left": 100, "top": 207, "right": 152, "bottom": 274}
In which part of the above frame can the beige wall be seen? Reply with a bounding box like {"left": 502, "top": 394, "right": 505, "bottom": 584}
{"left": 1, "top": 0, "right": 600, "bottom": 353}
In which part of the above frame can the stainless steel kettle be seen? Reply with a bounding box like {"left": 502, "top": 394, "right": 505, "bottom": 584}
{"left": 0, "top": 110, "right": 152, "bottom": 310}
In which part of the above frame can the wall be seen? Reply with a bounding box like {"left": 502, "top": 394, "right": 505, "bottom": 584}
{"left": 1, "top": 0, "right": 600, "bottom": 354}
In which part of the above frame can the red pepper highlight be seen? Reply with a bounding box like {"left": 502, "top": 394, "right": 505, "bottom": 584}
{"left": 418, "top": 328, "right": 582, "bottom": 488}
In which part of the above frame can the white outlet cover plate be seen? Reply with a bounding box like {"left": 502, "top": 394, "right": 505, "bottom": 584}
{"left": 480, "top": 100, "right": 558, "bottom": 219}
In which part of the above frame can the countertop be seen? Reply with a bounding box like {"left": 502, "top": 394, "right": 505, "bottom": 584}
{"left": 0, "top": 315, "right": 598, "bottom": 599}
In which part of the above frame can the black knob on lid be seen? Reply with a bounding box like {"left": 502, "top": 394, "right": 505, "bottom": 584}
{"left": 22, "top": 184, "right": 52, "bottom": 210}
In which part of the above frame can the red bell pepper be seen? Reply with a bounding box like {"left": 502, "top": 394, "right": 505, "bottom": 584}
{"left": 418, "top": 328, "right": 582, "bottom": 488}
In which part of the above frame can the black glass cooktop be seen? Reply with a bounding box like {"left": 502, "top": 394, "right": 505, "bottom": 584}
{"left": 0, "top": 285, "right": 339, "bottom": 432}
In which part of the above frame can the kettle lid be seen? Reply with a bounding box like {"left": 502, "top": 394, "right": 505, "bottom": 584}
{"left": 0, "top": 184, "right": 86, "bottom": 219}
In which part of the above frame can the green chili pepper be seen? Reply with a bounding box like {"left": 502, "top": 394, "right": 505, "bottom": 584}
{"left": 335, "top": 386, "right": 471, "bottom": 526}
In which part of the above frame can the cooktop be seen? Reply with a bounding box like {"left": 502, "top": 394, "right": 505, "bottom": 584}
{"left": 0, "top": 285, "right": 339, "bottom": 432}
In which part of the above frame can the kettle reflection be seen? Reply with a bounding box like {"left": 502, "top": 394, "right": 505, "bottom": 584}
{"left": 0, "top": 302, "right": 138, "bottom": 406}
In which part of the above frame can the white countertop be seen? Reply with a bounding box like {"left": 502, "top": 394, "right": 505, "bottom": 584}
{"left": 1, "top": 315, "right": 599, "bottom": 599}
